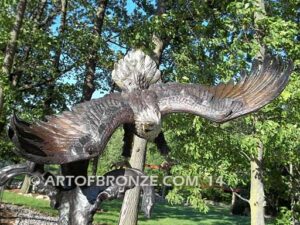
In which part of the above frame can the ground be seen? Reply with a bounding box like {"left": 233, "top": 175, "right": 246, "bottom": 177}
{"left": 0, "top": 190, "right": 274, "bottom": 225}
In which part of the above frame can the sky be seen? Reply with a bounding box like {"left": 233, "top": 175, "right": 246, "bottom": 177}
{"left": 126, "top": 0, "right": 136, "bottom": 14}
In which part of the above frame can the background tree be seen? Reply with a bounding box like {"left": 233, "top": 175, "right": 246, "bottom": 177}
{"left": 160, "top": 1, "right": 299, "bottom": 225}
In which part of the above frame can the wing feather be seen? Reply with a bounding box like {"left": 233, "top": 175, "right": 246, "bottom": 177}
{"left": 150, "top": 56, "right": 293, "bottom": 122}
{"left": 9, "top": 93, "right": 135, "bottom": 164}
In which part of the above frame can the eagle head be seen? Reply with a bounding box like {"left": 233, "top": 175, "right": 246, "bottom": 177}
{"left": 134, "top": 105, "right": 161, "bottom": 141}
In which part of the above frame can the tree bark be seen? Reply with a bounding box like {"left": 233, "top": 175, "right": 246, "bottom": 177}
{"left": 289, "top": 164, "right": 300, "bottom": 225}
{"left": 91, "top": 156, "right": 99, "bottom": 176}
{"left": 118, "top": 136, "right": 147, "bottom": 225}
{"left": 20, "top": 175, "right": 31, "bottom": 194}
{"left": 0, "top": 86, "right": 3, "bottom": 119}
{"left": 44, "top": 0, "right": 68, "bottom": 115}
{"left": 2, "top": 0, "right": 27, "bottom": 78}
{"left": 81, "top": 0, "right": 108, "bottom": 102}
{"left": 254, "top": 0, "right": 266, "bottom": 59}
{"left": 152, "top": 35, "right": 165, "bottom": 65}
{"left": 82, "top": 55, "right": 97, "bottom": 101}
{"left": 249, "top": 140, "right": 265, "bottom": 225}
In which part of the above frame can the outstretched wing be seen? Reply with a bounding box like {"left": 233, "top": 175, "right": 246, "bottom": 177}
{"left": 150, "top": 56, "right": 293, "bottom": 122}
{"left": 9, "top": 93, "right": 135, "bottom": 164}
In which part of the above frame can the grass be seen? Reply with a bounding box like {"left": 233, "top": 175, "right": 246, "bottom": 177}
{"left": 1, "top": 190, "right": 271, "bottom": 225}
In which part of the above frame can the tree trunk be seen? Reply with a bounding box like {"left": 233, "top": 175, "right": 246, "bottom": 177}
{"left": 0, "top": 87, "right": 3, "bottom": 117}
{"left": 91, "top": 156, "right": 99, "bottom": 176}
{"left": 249, "top": 140, "right": 265, "bottom": 225}
{"left": 43, "top": 0, "right": 68, "bottom": 115}
{"left": 0, "top": 86, "right": 4, "bottom": 131}
{"left": 249, "top": 1, "right": 266, "bottom": 224}
{"left": 161, "top": 184, "right": 166, "bottom": 200}
{"left": 254, "top": 0, "right": 266, "bottom": 59}
{"left": 20, "top": 175, "right": 31, "bottom": 194}
{"left": 81, "top": 0, "right": 108, "bottom": 102}
{"left": 82, "top": 55, "right": 97, "bottom": 101}
{"left": 231, "top": 192, "right": 236, "bottom": 209}
{"left": 2, "top": 0, "right": 27, "bottom": 78}
{"left": 152, "top": 35, "right": 165, "bottom": 65}
{"left": 290, "top": 164, "right": 300, "bottom": 225}
{"left": 118, "top": 135, "right": 147, "bottom": 225}
{"left": 292, "top": 194, "right": 300, "bottom": 225}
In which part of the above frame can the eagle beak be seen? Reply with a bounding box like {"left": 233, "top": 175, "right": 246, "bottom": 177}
{"left": 143, "top": 123, "right": 155, "bottom": 132}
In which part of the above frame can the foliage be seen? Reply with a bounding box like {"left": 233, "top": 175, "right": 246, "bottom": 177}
{"left": 275, "top": 207, "right": 293, "bottom": 225}
{"left": 0, "top": 0, "right": 299, "bottom": 220}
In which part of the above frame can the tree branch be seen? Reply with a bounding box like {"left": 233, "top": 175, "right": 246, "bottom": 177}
{"left": 230, "top": 187, "right": 249, "bottom": 203}
{"left": 18, "top": 63, "right": 75, "bottom": 91}
{"left": 239, "top": 150, "right": 251, "bottom": 161}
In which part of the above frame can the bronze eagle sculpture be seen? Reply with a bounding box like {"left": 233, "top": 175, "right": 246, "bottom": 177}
{"left": 8, "top": 53, "right": 293, "bottom": 165}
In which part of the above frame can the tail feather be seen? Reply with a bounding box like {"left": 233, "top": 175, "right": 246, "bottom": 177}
{"left": 9, "top": 114, "right": 47, "bottom": 158}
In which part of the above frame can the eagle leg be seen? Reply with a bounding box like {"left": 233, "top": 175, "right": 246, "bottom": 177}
{"left": 154, "top": 132, "right": 170, "bottom": 156}
{"left": 118, "top": 127, "right": 170, "bottom": 169}
{"left": 122, "top": 123, "right": 134, "bottom": 158}
{"left": 122, "top": 125, "right": 170, "bottom": 157}
{"left": 111, "top": 124, "right": 134, "bottom": 169}
{"left": 61, "top": 159, "right": 89, "bottom": 189}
